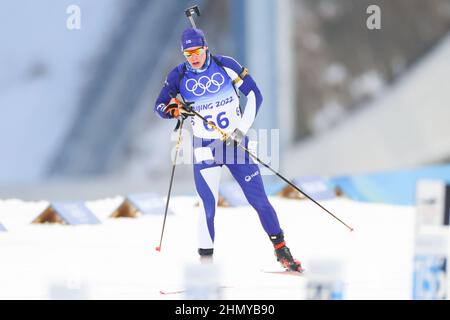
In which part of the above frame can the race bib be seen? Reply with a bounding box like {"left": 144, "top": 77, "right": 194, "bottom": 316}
{"left": 180, "top": 62, "right": 241, "bottom": 139}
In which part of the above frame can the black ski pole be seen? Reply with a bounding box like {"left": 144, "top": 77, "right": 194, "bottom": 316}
{"left": 155, "top": 118, "right": 185, "bottom": 252}
{"left": 185, "top": 5, "right": 201, "bottom": 28}
{"left": 183, "top": 105, "right": 354, "bottom": 232}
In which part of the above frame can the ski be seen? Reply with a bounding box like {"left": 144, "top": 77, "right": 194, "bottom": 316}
{"left": 160, "top": 269, "right": 305, "bottom": 295}
{"left": 160, "top": 289, "right": 185, "bottom": 295}
{"left": 159, "top": 285, "right": 233, "bottom": 295}
{"left": 261, "top": 269, "right": 305, "bottom": 276}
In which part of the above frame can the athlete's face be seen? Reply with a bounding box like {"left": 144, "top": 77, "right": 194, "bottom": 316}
{"left": 184, "top": 46, "right": 208, "bottom": 69}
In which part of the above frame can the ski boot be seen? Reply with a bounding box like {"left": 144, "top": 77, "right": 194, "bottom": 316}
{"left": 270, "top": 231, "right": 303, "bottom": 272}
{"left": 198, "top": 248, "right": 214, "bottom": 264}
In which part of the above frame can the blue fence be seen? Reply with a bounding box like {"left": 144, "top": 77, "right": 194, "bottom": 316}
{"left": 329, "top": 164, "right": 450, "bottom": 205}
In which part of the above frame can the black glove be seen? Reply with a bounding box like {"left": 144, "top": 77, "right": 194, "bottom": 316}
{"left": 164, "top": 98, "right": 195, "bottom": 119}
{"left": 179, "top": 101, "right": 196, "bottom": 118}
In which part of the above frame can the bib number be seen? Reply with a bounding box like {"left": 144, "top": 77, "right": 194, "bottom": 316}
{"left": 203, "top": 111, "right": 230, "bottom": 132}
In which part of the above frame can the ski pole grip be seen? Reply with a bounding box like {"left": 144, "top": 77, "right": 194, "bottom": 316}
{"left": 185, "top": 5, "right": 201, "bottom": 18}
{"left": 185, "top": 5, "right": 200, "bottom": 28}
{"left": 182, "top": 101, "right": 195, "bottom": 111}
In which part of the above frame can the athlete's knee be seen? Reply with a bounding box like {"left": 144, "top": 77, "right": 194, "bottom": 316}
{"left": 247, "top": 193, "right": 271, "bottom": 210}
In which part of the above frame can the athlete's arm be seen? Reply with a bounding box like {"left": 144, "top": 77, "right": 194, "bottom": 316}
{"left": 154, "top": 67, "right": 182, "bottom": 119}
{"left": 218, "top": 56, "right": 263, "bottom": 134}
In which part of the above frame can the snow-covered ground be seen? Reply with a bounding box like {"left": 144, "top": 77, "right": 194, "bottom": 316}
{"left": 0, "top": 195, "right": 419, "bottom": 300}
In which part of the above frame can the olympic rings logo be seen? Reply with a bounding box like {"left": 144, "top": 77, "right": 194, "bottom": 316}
{"left": 185, "top": 73, "right": 225, "bottom": 96}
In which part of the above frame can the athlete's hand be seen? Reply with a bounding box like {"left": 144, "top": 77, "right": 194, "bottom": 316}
{"left": 164, "top": 98, "right": 195, "bottom": 119}
{"left": 224, "top": 128, "right": 245, "bottom": 146}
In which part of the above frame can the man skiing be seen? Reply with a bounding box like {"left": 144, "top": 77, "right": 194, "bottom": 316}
{"left": 154, "top": 27, "right": 302, "bottom": 272}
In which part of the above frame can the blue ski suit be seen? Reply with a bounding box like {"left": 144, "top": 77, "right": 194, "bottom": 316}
{"left": 155, "top": 53, "right": 282, "bottom": 250}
